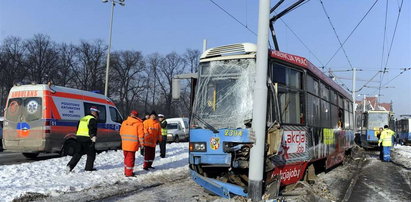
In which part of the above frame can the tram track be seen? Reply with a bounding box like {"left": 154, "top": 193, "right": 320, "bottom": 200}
{"left": 341, "top": 152, "right": 367, "bottom": 202}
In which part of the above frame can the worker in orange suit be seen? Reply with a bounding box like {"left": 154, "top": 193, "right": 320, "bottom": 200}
{"left": 142, "top": 111, "right": 162, "bottom": 170}
{"left": 119, "top": 110, "right": 144, "bottom": 177}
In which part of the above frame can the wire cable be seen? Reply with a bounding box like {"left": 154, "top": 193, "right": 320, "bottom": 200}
{"left": 209, "top": 0, "right": 257, "bottom": 36}
{"left": 379, "top": 0, "right": 389, "bottom": 74}
{"left": 324, "top": 0, "right": 380, "bottom": 67}
{"left": 370, "top": 68, "right": 410, "bottom": 95}
{"left": 278, "top": 18, "right": 325, "bottom": 67}
{"left": 319, "top": 0, "right": 353, "bottom": 69}
{"left": 379, "top": 0, "right": 404, "bottom": 97}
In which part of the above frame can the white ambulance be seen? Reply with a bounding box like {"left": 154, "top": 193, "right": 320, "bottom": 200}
{"left": 2, "top": 84, "right": 123, "bottom": 158}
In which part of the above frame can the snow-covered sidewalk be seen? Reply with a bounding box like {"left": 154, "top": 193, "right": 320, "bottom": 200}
{"left": 0, "top": 143, "right": 189, "bottom": 202}
{"left": 391, "top": 145, "right": 411, "bottom": 169}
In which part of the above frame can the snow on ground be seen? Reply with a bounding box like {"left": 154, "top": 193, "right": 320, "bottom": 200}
{"left": 392, "top": 145, "right": 411, "bottom": 169}
{"left": 0, "top": 143, "right": 189, "bottom": 202}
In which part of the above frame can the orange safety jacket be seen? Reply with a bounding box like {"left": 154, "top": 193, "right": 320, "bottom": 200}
{"left": 120, "top": 116, "right": 144, "bottom": 151}
{"left": 142, "top": 119, "right": 162, "bottom": 147}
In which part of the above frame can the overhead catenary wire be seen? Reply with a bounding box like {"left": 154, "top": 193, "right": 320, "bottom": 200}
{"left": 324, "top": 0, "right": 380, "bottom": 67}
{"left": 379, "top": 0, "right": 389, "bottom": 76}
{"left": 319, "top": 0, "right": 353, "bottom": 69}
{"left": 208, "top": 0, "right": 257, "bottom": 36}
{"left": 328, "top": 70, "right": 352, "bottom": 92}
{"left": 357, "top": 71, "right": 382, "bottom": 92}
{"left": 370, "top": 67, "right": 411, "bottom": 95}
{"left": 379, "top": 0, "right": 404, "bottom": 96}
{"left": 277, "top": 18, "right": 325, "bottom": 67}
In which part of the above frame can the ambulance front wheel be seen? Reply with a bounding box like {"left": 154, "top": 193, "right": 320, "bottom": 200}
{"left": 22, "top": 152, "right": 39, "bottom": 159}
{"left": 61, "top": 139, "right": 78, "bottom": 156}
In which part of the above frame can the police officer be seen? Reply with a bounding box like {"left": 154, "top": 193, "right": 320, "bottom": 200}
{"left": 66, "top": 106, "right": 99, "bottom": 172}
{"left": 158, "top": 114, "right": 167, "bottom": 158}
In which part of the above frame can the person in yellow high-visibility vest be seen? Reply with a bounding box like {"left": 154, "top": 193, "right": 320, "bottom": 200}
{"left": 158, "top": 114, "right": 168, "bottom": 158}
{"left": 378, "top": 125, "right": 396, "bottom": 162}
{"left": 66, "top": 106, "right": 99, "bottom": 172}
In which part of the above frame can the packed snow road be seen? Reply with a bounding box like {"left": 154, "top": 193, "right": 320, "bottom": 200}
{"left": 0, "top": 143, "right": 219, "bottom": 202}
{"left": 1, "top": 143, "right": 411, "bottom": 202}
{"left": 283, "top": 146, "right": 411, "bottom": 202}
{"left": 347, "top": 151, "right": 411, "bottom": 201}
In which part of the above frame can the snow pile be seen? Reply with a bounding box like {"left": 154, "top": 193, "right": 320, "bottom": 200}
{"left": 0, "top": 143, "right": 189, "bottom": 202}
{"left": 391, "top": 145, "right": 411, "bottom": 169}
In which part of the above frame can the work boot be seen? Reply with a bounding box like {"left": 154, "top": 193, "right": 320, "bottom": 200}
{"left": 65, "top": 166, "right": 72, "bottom": 174}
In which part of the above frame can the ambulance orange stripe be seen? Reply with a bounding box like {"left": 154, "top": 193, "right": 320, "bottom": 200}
{"left": 44, "top": 95, "right": 62, "bottom": 119}
{"left": 44, "top": 91, "right": 115, "bottom": 106}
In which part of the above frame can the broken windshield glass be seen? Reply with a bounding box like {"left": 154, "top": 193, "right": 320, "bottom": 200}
{"left": 191, "top": 59, "right": 256, "bottom": 130}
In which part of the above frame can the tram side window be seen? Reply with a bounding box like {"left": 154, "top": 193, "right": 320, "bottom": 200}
{"left": 363, "top": 113, "right": 368, "bottom": 128}
{"left": 330, "top": 90, "right": 337, "bottom": 105}
{"left": 307, "top": 94, "right": 320, "bottom": 127}
{"left": 331, "top": 104, "right": 339, "bottom": 128}
{"left": 272, "top": 63, "right": 302, "bottom": 89}
{"left": 320, "top": 83, "right": 329, "bottom": 101}
{"left": 320, "top": 100, "right": 331, "bottom": 128}
{"left": 307, "top": 75, "right": 319, "bottom": 96}
{"left": 338, "top": 95, "right": 344, "bottom": 108}
{"left": 344, "top": 109, "right": 350, "bottom": 129}
{"left": 272, "top": 64, "right": 286, "bottom": 85}
{"left": 279, "top": 91, "right": 304, "bottom": 124}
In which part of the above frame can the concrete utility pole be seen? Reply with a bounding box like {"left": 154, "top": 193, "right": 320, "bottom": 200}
{"left": 248, "top": 0, "right": 270, "bottom": 200}
{"left": 352, "top": 67, "right": 356, "bottom": 134}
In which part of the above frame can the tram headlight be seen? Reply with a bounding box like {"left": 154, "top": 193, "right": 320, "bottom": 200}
{"left": 190, "top": 142, "right": 206, "bottom": 152}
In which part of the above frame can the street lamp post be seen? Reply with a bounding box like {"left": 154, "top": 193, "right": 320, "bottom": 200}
{"left": 102, "top": 0, "right": 125, "bottom": 97}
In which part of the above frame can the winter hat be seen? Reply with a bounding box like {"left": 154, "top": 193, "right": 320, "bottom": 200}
{"left": 90, "top": 106, "right": 100, "bottom": 113}
{"left": 130, "top": 110, "right": 138, "bottom": 116}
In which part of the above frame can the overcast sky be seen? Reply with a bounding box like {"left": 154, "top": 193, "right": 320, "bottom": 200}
{"left": 1, "top": 0, "right": 410, "bottom": 117}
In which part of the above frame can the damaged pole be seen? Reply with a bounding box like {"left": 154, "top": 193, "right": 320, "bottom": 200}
{"left": 248, "top": 0, "right": 270, "bottom": 200}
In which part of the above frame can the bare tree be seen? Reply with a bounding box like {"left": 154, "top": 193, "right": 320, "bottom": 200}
{"left": 0, "top": 36, "right": 27, "bottom": 110}
{"left": 184, "top": 49, "right": 201, "bottom": 73}
{"left": 73, "top": 40, "right": 106, "bottom": 92}
{"left": 54, "top": 43, "right": 78, "bottom": 86}
{"left": 24, "top": 34, "right": 59, "bottom": 84}
{"left": 110, "top": 50, "right": 147, "bottom": 115}
{"left": 145, "top": 53, "right": 163, "bottom": 110}
{"left": 156, "top": 52, "right": 187, "bottom": 116}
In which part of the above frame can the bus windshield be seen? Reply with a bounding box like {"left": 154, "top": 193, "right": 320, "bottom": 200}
{"left": 367, "top": 112, "right": 389, "bottom": 129}
{"left": 191, "top": 59, "right": 255, "bottom": 130}
{"left": 5, "top": 97, "right": 42, "bottom": 122}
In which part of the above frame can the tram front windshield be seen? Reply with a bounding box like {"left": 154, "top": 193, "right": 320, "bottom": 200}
{"left": 191, "top": 59, "right": 255, "bottom": 130}
{"left": 367, "top": 113, "right": 389, "bottom": 129}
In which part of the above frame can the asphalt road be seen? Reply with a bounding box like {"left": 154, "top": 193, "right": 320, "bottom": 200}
{"left": 0, "top": 151, "right": 61, "bottom": 166}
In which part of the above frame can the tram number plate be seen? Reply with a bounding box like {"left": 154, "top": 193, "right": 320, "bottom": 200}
{"left": 224, "top": 130, "right": 243, "bottom": 137}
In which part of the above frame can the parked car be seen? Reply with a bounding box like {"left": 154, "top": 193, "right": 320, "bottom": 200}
{"left": 165, "top": 118, "right": 189, "bottom": 143}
